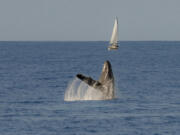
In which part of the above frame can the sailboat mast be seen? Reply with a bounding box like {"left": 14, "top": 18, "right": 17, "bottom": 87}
{"left": 110, "top": 17, "right": 118, "bottom": 45}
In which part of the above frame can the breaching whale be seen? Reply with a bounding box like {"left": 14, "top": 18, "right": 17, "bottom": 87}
{"left": 76, "top": 60, "right": 115, "bottom": 100}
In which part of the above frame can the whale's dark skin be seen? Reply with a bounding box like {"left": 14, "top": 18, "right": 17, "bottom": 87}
{"left": 76, "top": 60, "right": 115, "bottom": 99}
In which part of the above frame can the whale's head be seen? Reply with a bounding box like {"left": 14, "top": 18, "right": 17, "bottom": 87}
{"left": 99, "top": 60, "right": 114, "bottom": 84}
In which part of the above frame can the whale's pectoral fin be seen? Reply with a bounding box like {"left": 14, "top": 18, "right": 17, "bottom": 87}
{"left": 76, "top": 74, "right": 103, "bottom": 90}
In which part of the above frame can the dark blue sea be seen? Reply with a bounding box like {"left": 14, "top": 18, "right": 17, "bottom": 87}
{"left": 0, "top": 41, "right": 180, "bottom": 135}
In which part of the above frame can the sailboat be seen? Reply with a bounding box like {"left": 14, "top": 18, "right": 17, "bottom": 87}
{"left": 108, "top": 17, "right": 119, "bottom": 50}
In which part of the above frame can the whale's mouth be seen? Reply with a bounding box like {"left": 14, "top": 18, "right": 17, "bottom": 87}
{"left": 103, "top": 61, "right": 111, "bottom": 72}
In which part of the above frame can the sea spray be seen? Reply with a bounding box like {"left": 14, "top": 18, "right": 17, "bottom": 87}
{"left": 64, "top": 77, "right": 103, "bottom": 101}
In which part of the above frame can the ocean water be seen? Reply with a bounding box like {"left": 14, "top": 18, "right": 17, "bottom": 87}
{"left": 0, "top": 41, "right": 180, "bottom": 135}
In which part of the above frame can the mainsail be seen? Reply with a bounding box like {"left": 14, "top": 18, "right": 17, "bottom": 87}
{"left": 110, "top": 17, "right": 118, "bottom": 46}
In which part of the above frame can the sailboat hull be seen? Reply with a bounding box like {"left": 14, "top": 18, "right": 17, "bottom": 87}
{"left": 108, "top": 45, "right": 118, "bottom": 50}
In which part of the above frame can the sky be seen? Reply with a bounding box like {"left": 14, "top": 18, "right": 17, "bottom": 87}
{"left": 0, "top": 0, "right": 180, "bottom": 41}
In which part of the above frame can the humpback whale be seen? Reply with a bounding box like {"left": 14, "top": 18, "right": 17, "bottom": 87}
{"left": 76, "top": 60, "right": 115, "bottom": 100}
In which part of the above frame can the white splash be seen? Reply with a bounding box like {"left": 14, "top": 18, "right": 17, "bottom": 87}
{"left": 64, "top": 78, "right": 104, "bottom": 101}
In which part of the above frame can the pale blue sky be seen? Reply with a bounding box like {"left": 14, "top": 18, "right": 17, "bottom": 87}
{"left": 0, "top": 0, "right": 180, "bottom": 41}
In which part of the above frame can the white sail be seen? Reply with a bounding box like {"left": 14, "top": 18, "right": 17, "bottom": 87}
{"left": 110, "top": 17, "right": 118, "bottom": 45}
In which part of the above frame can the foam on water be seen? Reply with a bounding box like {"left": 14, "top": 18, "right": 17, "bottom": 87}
{"left": 64, "top": 78, "right": 104, "bottom": 101}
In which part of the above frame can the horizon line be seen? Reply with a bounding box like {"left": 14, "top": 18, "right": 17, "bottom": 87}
{"left": 0, "top": 40, "right": 180, "bottom": 42}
